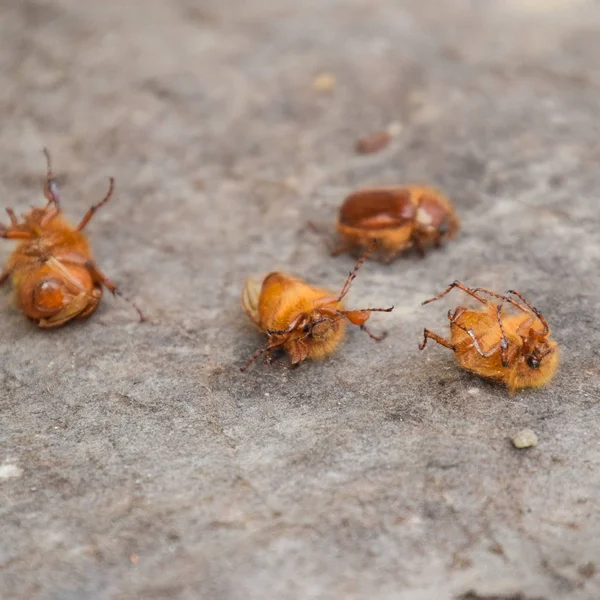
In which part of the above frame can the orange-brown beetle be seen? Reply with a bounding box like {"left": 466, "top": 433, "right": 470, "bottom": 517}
{"left": 0, "top": 150, "right": 143, "bottom": 327}
{"left": 333, "top": 186, "right": 459, "bottom": 261}
{"left": 419, "top": 281, "right": 559, "bottom": 392}
{"left": 241, "top": 247, "right": 393, "bottom": 371}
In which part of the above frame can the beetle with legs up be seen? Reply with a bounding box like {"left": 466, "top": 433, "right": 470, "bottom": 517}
{"left": 419, "top": 281, "right": 558, "bottom": 392}
{"left": 0, "top": 149, "right": 144, "bottom": 327}
{"left": 241, "top": 244, "right": 394, "bottom": 371}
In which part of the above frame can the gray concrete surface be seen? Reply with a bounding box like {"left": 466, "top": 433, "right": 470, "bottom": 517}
{"left": 1, "top": 1, "right": 599, "bottom": 599}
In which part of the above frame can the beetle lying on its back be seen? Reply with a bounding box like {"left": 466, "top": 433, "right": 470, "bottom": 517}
{"left": 419, "top": 281, "right": 559, "bottom": 392}
{"left": 0, "top": 149, "right": 143, "bottom": 327}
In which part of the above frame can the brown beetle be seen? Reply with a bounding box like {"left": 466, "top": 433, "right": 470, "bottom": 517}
{"left": 241, "top": 245, "right": 393, "bottom": 371}
{"left": 419, "top": 281, "right": 559, "bottom": 392}
{"left": 333, "top": 185, "right": 459, "bottom": 262}
{"left": 0, "top": 149, "right": 143, "bottom": 327}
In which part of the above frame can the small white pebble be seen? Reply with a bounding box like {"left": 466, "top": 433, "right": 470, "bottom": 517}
{"left": 512, "top": 428, "right": 538, "bottom": 449}
{"left": 467, "top": 387, "right": 480, "bottom": 395}
{"left": 0, "top": 464, "right": 23, "bottom": 479}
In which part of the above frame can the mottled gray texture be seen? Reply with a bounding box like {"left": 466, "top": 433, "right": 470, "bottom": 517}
{"left": 1, "top": 1, "right": 599, "bottom": 599}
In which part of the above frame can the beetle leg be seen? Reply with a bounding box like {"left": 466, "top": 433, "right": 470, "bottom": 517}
{"left": 265, "top": 356, "right": 299, "bottom": 370}
{"left": 77, "top": 177, "right": 115, "bottom": 230}
{"left": 339, "top": 306, "right": 394, "bottom": 325}
{"left": 0, "top": 227, "right": 32, "bottom": 240}
{"left": 506, "top": 289, "right": 549, "bottom": 333}
{"left": 359, "top": 323, "right": 388, "bottom": 342}
{"left": 468, "top": 287, "right": 528, "bottom": 314}
{"left": 40, "top": 149, "right": 62, "bottom": 227}
{"left": 0, "top": 211, "right": 33, "bottom": 240}
{"left": 320, "top": 303, "right": 392, "bottom": 341}
{"left": 240, "top": 339, "right": 286, "bottom": 372}
{"left": 419, "top": 328, "right": 455, "bottom": 351}
{"left": 494, "top": 304, "right": 510, "bottom": 367}
{"left": 421, "top": 281, "right": 489, "bottom": 306}
{"left": 505, "top": 289, "right": 539, "bottom": 314}
{"left": 40, "top": 202, "right": 61, "bottom": 227}
{"left": 86, "top": 260, "right": 144, "bottom": 322}
{"left": 241, "top": 347, "right": 269, "bottom": 372}
{"left": 336, "top": 241, "right": 377, "bottom": 301}
{"left": 448, "top": 306, "right": 468, "bottom": 322}
{"left": 42, "top": 148, "right": 61, "bottom": 210}
{"left": 66, "top": 257, "right": 141, "bottom": 321}
{"left": 81, "top": 260, "right": 117, "bottom": 293}
{"left": 452, "top": 320, "right": 508, "bottom": 363}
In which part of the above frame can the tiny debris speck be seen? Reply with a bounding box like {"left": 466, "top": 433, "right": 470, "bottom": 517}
{"left": 312, "top": 72, "right": 336, "bottom": 92}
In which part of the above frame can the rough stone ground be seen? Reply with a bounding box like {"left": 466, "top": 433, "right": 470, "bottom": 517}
{"left": 1, "top": 1, "right": 599, "bottom": 599}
